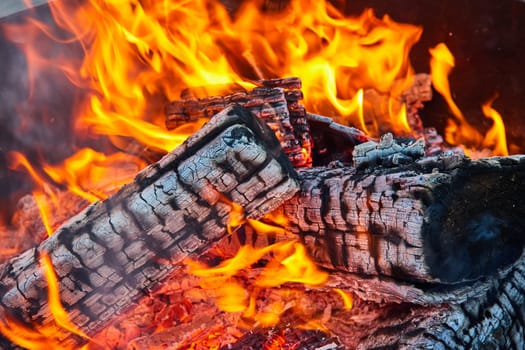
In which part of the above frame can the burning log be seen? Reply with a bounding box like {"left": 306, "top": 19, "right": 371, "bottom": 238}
{"left": 164, "top": 75, "right": 434, "bottom": 168}
{"left": 165, "top": 77, "right": 312, "bottom": 168}
{"left": 285, "top": 153, "right": 525, "bottom": 287}
{"left": 0, "top": 105, "right": 299, "bottom": 348}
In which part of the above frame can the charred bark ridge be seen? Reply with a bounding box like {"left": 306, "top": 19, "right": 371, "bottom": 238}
{"left": 0, "top": 105, "right": 299, "bottom": 348}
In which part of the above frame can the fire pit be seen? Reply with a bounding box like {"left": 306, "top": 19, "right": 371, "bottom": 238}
{"left": 0, "top": 0, "right": 524, "bottom": 349}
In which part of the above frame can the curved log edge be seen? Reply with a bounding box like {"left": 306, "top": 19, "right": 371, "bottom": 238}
{"left": 0, "top": 105, "right": 300, "bottom": 348}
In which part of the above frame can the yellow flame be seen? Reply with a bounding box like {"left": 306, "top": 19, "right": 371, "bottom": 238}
{"left": 2, "top": 0, "right": 423, "bottom": 156}
{"left": 8, "top": 152, "right": 59, "bottom": 204}
{"left": 429, "top": 43, "right": 463, "bottom": 120}
{"left": 8, "top": 152, "right": 60, "bottom": 236}
{"left": 42, "top": 148, "right": 147, "bottom": 203}
{"left": 429, "top": 43, "right": 483, "bottom": 147}
{"left": 256, "top": 241, "right": 328, "bottom": 287}
{"left": 33, "top": 192, "right": 54, "bottom": 237}
{"left": 8, "top": 149, "right": 146, "bottom": 237}
{"left": 187, "top": 205, "right": 329, "bottom": 329}
{"left": 390, "top": 100, "right": 411, "bottom": 134}
{"left": 333, "top": 288, "right": 353, "bottom": 310}
{"left": 481, "top": 97, "right": 508, "bottom": 156}
{"left": 216, "top": 195, "right": 246, "bottom": 235}
{"left": 247, "top": 218, "right": 289, "bottom": 236}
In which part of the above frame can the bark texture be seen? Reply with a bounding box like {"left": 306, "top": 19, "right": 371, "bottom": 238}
{"left": 0, "top": 105, "right": 299, "bottom": 348}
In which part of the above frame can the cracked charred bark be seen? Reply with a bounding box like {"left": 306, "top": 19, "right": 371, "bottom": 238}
{"left": 282, "top": 155, "right": 525, "bottom": 287}
{"left": 0, "top": 105, "right": 299, "bottom": 348}
{"left": 284, "top": 154, "right": 525, "bottom": 349}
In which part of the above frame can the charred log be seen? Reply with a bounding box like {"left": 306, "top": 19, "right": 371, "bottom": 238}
{"left": 165, "top": 77, "right": 312, "bottom": 167}
{"left": 0, "top": 105, "right": 299, "bottom": 348}
{"left": 283, "top": 154, "right": 525, "bottom": 288}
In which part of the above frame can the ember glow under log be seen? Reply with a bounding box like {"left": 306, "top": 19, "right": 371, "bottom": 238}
{"left": 0, "top": 105, "right": 299, "bottom": 348}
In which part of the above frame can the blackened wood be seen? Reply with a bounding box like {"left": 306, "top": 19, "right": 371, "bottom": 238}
{"left": 0, "top": 105, "right": 299, "bottom": 348}
{"left": 283, "top": 154, "right": 525, "bottom": 286}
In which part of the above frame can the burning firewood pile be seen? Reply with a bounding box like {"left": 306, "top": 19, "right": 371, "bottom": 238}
{"left": 0, "top": 0, "right": 524, "bottom": 349}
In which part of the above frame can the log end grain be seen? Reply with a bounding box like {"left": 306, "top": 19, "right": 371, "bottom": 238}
{"left": 423, "top": 155, "right": 525, "bottom": 283}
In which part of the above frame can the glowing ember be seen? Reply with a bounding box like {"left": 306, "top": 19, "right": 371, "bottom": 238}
{"left": 187, "top": 211, "right": 329, "bottom": 329}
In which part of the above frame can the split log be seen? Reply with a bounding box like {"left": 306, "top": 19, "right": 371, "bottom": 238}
{"left": 283, "top": 154, "right": 525, "bottom": 288}
{"left": 165, "top": 77, "right": 312, "bottom": 167}
{"left": 0, "top": 105, "right": 299, "bottom": 348}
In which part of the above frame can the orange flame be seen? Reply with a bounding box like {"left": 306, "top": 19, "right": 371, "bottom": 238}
{"left": 8, "top": 149, "right": 145, "bottom": 237}
{"left": 40, "top": 253, "right": 91, "bottom": 342}
{"left": 2, "top": 0, "right": 424, "bottom": 158}
{"left": 12, "top": 148, "right": 146, "bottom": 202}
{"left": 481, "top": 96, "right": 509, "bottom": 156}
{"left": 0, "top": 252, "right": 90, "bottom": 349}
{"left": 187, "top": 239, "right": 328, "bottom": 327}
{"left": 429, "top": 43, "right": 463, "bottom": 121}
{"left": 256, "top": 242, "right": 328, "bottom": 287}
{"left": 42, "top": 148, "right": 147, "bottom": 202}
{"left": 429, "top": 43, "right": 483, "bottom": 148}
{"left": 8, "top": 152, "right": 59, "bottom": 236}
{"left": 33, "top": 192, "right": 54, "bottom": 237}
